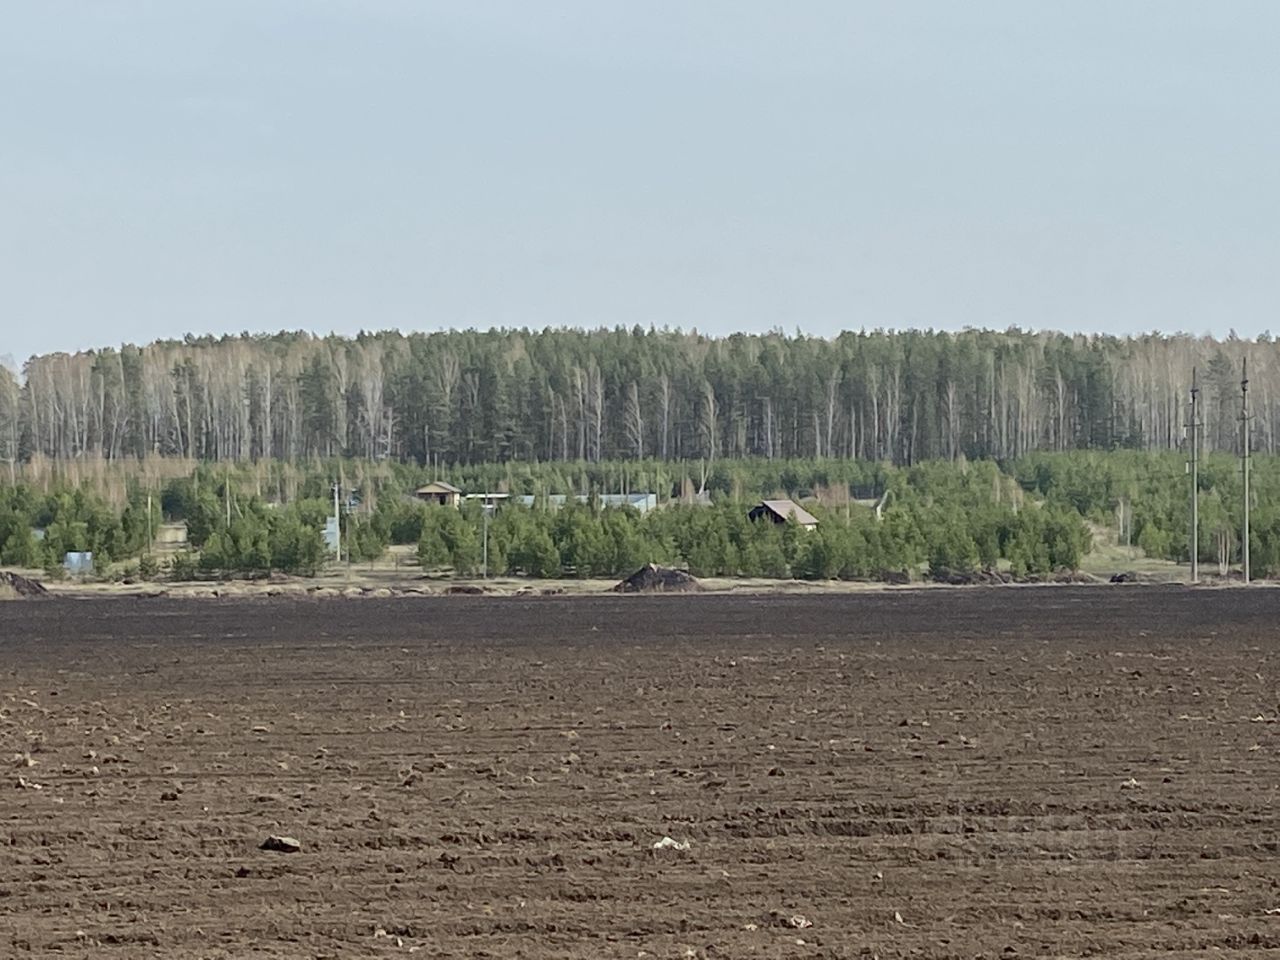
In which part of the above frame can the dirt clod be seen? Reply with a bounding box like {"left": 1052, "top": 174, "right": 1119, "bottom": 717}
{"left": 652, "top": 836, "right": 691, "bottom": 852}
{"left": 260, "top": 835, "right": 301, "bottom": 853}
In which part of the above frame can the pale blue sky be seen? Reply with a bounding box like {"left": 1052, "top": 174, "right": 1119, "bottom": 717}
{"left": 2, "top": 2, "right": 1278, "bottom": 362}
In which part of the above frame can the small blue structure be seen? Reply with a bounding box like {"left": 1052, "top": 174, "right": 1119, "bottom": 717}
{"left": 64, "top": 552, "right": 93, "bottom": 575}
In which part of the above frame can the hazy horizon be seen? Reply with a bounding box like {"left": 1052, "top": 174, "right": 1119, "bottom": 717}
{"left": 4, "top": 2, "right": 1278, "bottom": 363}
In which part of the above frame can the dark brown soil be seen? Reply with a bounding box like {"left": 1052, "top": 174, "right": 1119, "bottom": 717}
{"left": 2, "top": 586, "right": 1279, "bottom": 958}
{"left": 1, "top": 571, "right": 47, "bottom": 597}
{"left": 614, "top": 562, "right": 700, "bottom": 593}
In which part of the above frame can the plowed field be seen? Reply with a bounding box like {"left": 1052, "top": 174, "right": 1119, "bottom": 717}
{"left": 3, "top": 587, "right": 1279, "bottom": 958}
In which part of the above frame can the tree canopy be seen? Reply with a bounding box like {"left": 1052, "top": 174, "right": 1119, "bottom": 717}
{"left": 6, "top": 327, "right": 1269, "bottom": 467}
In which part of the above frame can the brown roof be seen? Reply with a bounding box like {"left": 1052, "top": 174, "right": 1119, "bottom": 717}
{"left": 756, "top": 499, "right": 819, "bottom": 526}
{"left": 415, "top": 481, "right": 461, "bottom": 494}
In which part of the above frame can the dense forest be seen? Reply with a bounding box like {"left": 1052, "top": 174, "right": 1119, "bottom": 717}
{"left": 0, "top": 327, "right": 1270, "bottom": 469}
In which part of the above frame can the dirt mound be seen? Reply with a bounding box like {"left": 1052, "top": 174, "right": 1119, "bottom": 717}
{"left": 929, "top": 568, "right": 1011, "bottom": 586}
{"left": 614, "top": 563, "right": 700, "bottom": 593}
{"left": 1016, "top": 568, "right": 1099, "bottom": 584}
{"left": 931, "top": 567, "right": 1099, "bottom": 586}
{"left": 0, "top": 572, "right": 48, "bottom": 598}
{"left": 1048, "top": 568, "right": 1099, "bottom": 584}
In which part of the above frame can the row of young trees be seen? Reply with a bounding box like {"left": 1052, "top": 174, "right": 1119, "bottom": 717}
{"left": 0, "top": 486, "right": 159, "bottom": 572}
{"left": 1014, "top": 450, "right": 1280, "bottom": 573}
{"left": 169, "top": 458, "right": 1088, "bottom": 580}
{"left": 405, "top": 496, "right": 1089, "bottom": 582}
{"left": 0, "top": 475, "right": 323, "bottom": 577}
{"left": 6, "top": 451, "right": 1280, "bottom": 580}
{"left": 5, "top": 327, "right": 1275, "bottom": 468}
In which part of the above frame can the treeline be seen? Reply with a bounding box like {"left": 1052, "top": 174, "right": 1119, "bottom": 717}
{"left": 3, "top": 327, "right": 1275, "bottom": 469}
{"left": 0, "top": 486, "right": 159, "bottom": 572}
{"left": 1014, "top": 450, "right": 1280, "bottom": 573}
{"left": 200, "top": 459, "right": 1090, "bottom": 581}
{"left": 403, "top": 493, "right": 1088, "bottom": 582}
{"left": 4, "top": 452, "right": 1278, "bottom": 581}
{"left": 0, "top": 481, "right": 330, "bottom": 578}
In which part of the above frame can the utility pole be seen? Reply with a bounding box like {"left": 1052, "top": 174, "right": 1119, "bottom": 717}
{"left": 482, "top": 503, "right": 490, "bottom": 579}
{"left": 332, "top": 480, "right": 342, "bottom": 564}
{"left": 1241, "top": 357, "right": 1251, "bottom": 584}
{"left": 1118, "top": 495, "right": 1132, "bottom": 559}
{"left": 1188, "top": 369, "right": 1199, "bottom": 584}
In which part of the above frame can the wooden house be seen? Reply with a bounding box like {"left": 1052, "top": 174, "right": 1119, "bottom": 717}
{"left": 748, "top": 499, "right": 819, "bottom": 530}
{"left": 413, "top": 481, "right": 462, "bottom": 507}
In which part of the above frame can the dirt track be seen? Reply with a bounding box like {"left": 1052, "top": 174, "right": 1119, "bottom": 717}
{"left": 3, "top": 586, "right": 1280, "bottom": 958}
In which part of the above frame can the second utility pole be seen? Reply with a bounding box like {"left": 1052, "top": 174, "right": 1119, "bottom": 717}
{"left": 1189, "top": 369, "right": 1199, "bottom": 584}
{"left": 333, "top": 480, "right": 342, "bottom": 565}
{"left": 1242, "top": 358, "right": 1251, "bottom": 584}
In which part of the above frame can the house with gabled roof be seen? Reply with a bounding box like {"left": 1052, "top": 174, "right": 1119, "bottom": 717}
{"left": 748, "top": 499, "right": 819, "bottom": 530}
{"left": 413, "top": 480, "right": 462, "bottom": 507}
